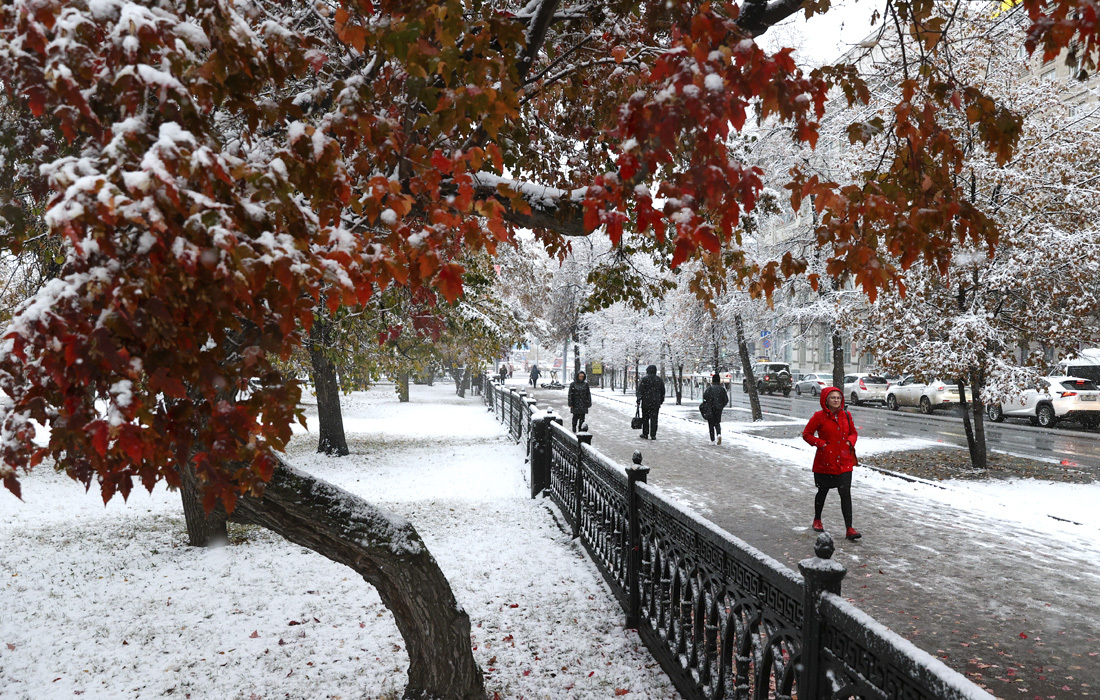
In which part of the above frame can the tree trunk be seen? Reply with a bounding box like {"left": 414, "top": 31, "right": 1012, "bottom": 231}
{"left": 228, "top": 458, "right": 487, "bottom": 700}
{"left": 456, "top": 366, "right": 468, "bottom": 398}
{"left": 831, "top": 327, "right": 845, "bottom": 392}
{"left": 179, "top": 463, "right": 229, "bottom": 547}
{"left": 968, "top": 367, "right": 988, "bottom": 469}
{"left": 674, "top": 363, "right": 684, "bottom": 405}
{"left": 956, "top": 379, "right": 980, "bottom": 467}
{"left": 734, "top": 313, "right": 762, "bottom": 421}
{"left": 398, "top": 371, "right": 411, "bottom": 402}
{"left": 310, "top": 316, "right": 349, "bottom": 456}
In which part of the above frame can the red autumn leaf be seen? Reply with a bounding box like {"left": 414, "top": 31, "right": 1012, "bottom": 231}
{"left": 249, "top": 630, "right": 259, "bottom": 638}
{"left": 615, "top": 690, "right": 630, "bottom": 696}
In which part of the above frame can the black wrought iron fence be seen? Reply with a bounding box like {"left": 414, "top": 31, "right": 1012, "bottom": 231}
{"left": 481, "top": 383, "right": 990, "bottom": 700}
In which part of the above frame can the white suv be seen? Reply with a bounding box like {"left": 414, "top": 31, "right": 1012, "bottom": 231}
{"left": 885, "top": 376, "right": 961, "bottom": 414}
{"left": 842, "top": 373, "right": 889, "bottom": 406}
{"left": 986, "top": 376, "right": 1100, "bottom": 429}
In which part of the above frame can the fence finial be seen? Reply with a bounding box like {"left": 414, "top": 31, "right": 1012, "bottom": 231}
{"left": 814, "top": 532, "right": 835, "bottom": 560}
{"left": 631, "top": 450, "right": 643, "bottom": 465}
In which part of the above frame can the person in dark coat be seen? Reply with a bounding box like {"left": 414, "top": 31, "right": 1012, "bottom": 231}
{"left": 635, "top": 364, "right": 665, "bottom": 440}
{"left": 801, "top": 386, "right": 861, "bottom": 540}
{"left": 567, "top": 371, "right": 592, "bottom": 432}
{"left": 529, "top": 364, "right": 541, "bottom": 387}
{"left": 702, "top": 373, "right": 729, "bottom": 445}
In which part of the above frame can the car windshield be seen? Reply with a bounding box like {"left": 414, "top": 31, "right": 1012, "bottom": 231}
{"left": 1060, "top": 379, "right": 1099, "bottom": 391}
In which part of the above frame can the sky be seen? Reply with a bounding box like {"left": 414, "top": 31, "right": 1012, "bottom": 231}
{"left": 758, "top": 0, "right": 883, "bottom": 66}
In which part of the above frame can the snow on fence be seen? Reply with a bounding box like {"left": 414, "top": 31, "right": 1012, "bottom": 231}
{"left": 479, "top": 378, "right": 993, "bottom": 700}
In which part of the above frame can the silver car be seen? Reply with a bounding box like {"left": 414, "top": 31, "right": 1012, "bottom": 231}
{"left": 885, "top": 376, "right": 961, "bottom": 414}
{"left": 794, "top": 372, "right": 830, "bottom": 397}
{"left": 842, "top": 373, "right": 889, "bottom": 406}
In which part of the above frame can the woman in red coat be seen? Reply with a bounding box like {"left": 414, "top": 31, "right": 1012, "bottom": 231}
{"left": 802, "top": 386, "right": 862, "bottom": 540}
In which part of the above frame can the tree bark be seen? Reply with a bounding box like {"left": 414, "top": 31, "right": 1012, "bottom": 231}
{"left": 968, "top": 367, "right": 989, "bottom": 469}
{"left": 398, "top": 371, "right": 411, "bottom": 402}
{"left": 734, "top": 313, "right": 762, "bottom": 421}
{"left": 310, "top": 315, "right": 349, "bottom": 456}
{"left": 456, "top": 366, "right": 468, "bottom": 398}
{"left": 674, "top": 363, "right": 684, "bottom": 405}
{"left": 228, "top": 458, "right": 487, "bottom": 700}
{"left": 179, "top": 463, "right": 229, "bottom": 547}
{"left": 831, "top": 327, "right": 845, "bottom": 392}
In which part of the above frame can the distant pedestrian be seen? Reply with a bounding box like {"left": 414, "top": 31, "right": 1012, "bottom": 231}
{"left": 801, "top": 387, "right": 861, "bottom": 541}
{"left": 635, "top": 364, "right": 665, "bottom": 440}
{"left": 568, "top": 371, "right": 592, "bottom": 432}
{"left": 702, "top": 373, "right": 729, "bottom": 445}
{"left": 529, "top": 364, "right": 541, "bottom": 387}
{"left": 499, "top": 364, "right": 509, "bottom": 384}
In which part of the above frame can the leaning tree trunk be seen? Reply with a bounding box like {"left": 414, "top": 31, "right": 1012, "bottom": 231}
{"left": 309, "top": 316, "right": 349, "bottom": 456}
{"left": 956, "top": 379, "right": 980, "bottom": 467}
{"left": 228, "top": 458, "right": 487, "bottom": 700}
{"left": 734, "top": 313, "right": 762, "bottom": 421}
{"left": 179, "top": 463, "right": 229, "bottom": 547}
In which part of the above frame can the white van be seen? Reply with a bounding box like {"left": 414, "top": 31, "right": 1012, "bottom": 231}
{"left": 1051, "top": 348, "right": 1100, "bottom": 385}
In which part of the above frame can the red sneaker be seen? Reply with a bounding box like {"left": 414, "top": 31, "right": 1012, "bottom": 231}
{"left": 812, "top": 519, "right": 824, "bottom": 532}
{"left": 845, "top": 527, "right": 862, "bottom": 541}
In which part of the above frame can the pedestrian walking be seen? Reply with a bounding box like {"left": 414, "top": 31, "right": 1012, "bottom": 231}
{"left": 568, "top": 371, "right": 592, "bottom": 432}
{"left": 801, "top": 386, "right": 862, "bottom": 540}
{"left": 702, "top": 373, "right": 729, "bottom": 445}
{"left": 635, "top": 364, "right": 665, "bottom": 440}
{"left": 529, "top": 364, "right": 541, "bottom": 388}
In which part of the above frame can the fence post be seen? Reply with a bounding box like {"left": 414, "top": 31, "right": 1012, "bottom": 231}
{"left": 625, "top": 449, "right": 649, "bottom": 629}
{"left": 529, "top": 412, "right": 553, "bottom": 499}
{"left": 798, "top": 533, "right": 847, "bottom": 700}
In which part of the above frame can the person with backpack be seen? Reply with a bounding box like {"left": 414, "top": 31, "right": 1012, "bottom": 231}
{"left": 567, "top": 371, "right": 592, "bottom": 432}
{"left": 801, "top": 386, "right": 862, "bottom": 541}
{"left": 635, "top": 364, "right": 665, "bottom": 440}
{"left": 702, "top": 373, "right": 729, "bottom": 445}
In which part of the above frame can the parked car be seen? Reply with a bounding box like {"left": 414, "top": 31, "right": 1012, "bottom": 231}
{"left": 794, "top": 372, "right": 830, "bottom": 397}
{"left": 885, "top": 376, "right": 961, "bottom": 414}
{"left": 986, "top": 376, "right": 1100, "bottom": 428}
{"left": 1049, "top": 348, "right": 1100, "bottom": 385}
{"left": 743, "top": 362, "right": 792, "bottom": 396}
{"left": 842, "top": 373, "right": 889, "bottom": 406}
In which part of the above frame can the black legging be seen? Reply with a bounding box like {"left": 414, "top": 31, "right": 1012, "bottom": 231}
{"left": 571, "top": 412, "right": 587, "bottom": 432}
{"left": 707, "top": 417, "right": 721, "bottom": 441}
{"left": 814, "top": 482, "right": 853, "bottom": 528}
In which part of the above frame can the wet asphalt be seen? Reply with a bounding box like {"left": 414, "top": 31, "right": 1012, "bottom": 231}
{"left": 512, "top": 380, "right": 1100, "bottom": 700}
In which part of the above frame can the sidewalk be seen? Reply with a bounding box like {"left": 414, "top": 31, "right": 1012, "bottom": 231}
{"left": 525, "top": 381, "right": 1100, "bottom": 700}
{"left": 0, "top": 384, "right": 679, "bottom": 699}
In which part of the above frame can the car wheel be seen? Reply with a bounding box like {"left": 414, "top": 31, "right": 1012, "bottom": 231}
{"left": 811, "top": 386, "right": 819, "bottom": 397}
{"left": 1037, "top": 404, "right": 1057, "bottom": 428}
{"left": 757, "top": 381, "right": 764, "bottom": 394}
{"left": 986, "top": 404, "right": 1005, "bottom": 423}
{"left": 1081, "top": 415, "right": 1100, "bottom": 430}
{"left": 795, "top": 385, "right": 802, "bottom": 396}
{"left": 742, "top": 380, "right": 749, "bottom": 394}
{"left": 886, "top": 394, "right": 898, "bottom": 411}
{"left": 919, "top": 396, "right": 932, "bottom": 415}
{"left": 850, "top": 392, "right": 861, "bottom": 407}
{"left": 783, "top": 388, "right": 791, "bottom": 397}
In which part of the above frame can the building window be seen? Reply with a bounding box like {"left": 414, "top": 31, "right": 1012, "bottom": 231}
{"left": 1041, "top": 68, "right": 1056, "bottom": 82}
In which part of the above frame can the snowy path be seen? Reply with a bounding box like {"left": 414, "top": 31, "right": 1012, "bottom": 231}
{"left": 528, "top": 382, "right": 1100, "bottom": 700}
{"left": 0, "top": 385, "right": 679, "bottom": 699}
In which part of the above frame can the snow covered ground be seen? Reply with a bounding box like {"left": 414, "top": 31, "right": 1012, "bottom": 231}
{"left": 0, "top": 384, "right": 679, "bottom": 700}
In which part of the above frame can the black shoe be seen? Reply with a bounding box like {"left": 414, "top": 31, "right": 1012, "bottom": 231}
{"left": 639, "top": 434, "right": 649, "bottom": 439}
{"left": 650, "top": 436, "right": 656, "bottom": 440}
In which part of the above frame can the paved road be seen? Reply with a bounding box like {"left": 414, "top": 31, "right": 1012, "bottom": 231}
{"left": 742, "top": 389, "right": 1100, "bottom": 472}
{"left": 515, "top": 381, "right": 1100, "bottom": 700}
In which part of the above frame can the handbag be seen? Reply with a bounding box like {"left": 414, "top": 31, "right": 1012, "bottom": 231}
{"left": 631, "top": 405, "right": 643, "bottom": 430}
{"left": 699, "top": 401, "right": 711, "bottom": 421}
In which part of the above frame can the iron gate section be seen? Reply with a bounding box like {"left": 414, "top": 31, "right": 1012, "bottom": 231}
{"left": 576, "top": 446, "right": 631, "bottom": 612}
{"left": 634, "top": 482, "right": 804, "bottom": 700}
{"left": 547, "top": 422, "right": 578, "bottom": 533}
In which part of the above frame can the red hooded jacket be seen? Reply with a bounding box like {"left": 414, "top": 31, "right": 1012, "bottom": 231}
{"left": 802, "top": 386, "right": 858, "bottom": 475}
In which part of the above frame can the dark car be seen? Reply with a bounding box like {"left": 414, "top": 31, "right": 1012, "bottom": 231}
{"left": 743, "top": 362, "right": 793, "bottom": 396}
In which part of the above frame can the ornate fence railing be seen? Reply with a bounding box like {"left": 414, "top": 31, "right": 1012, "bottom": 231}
{"left": 480, "top": 380, "right": 991, "bottom": 700}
